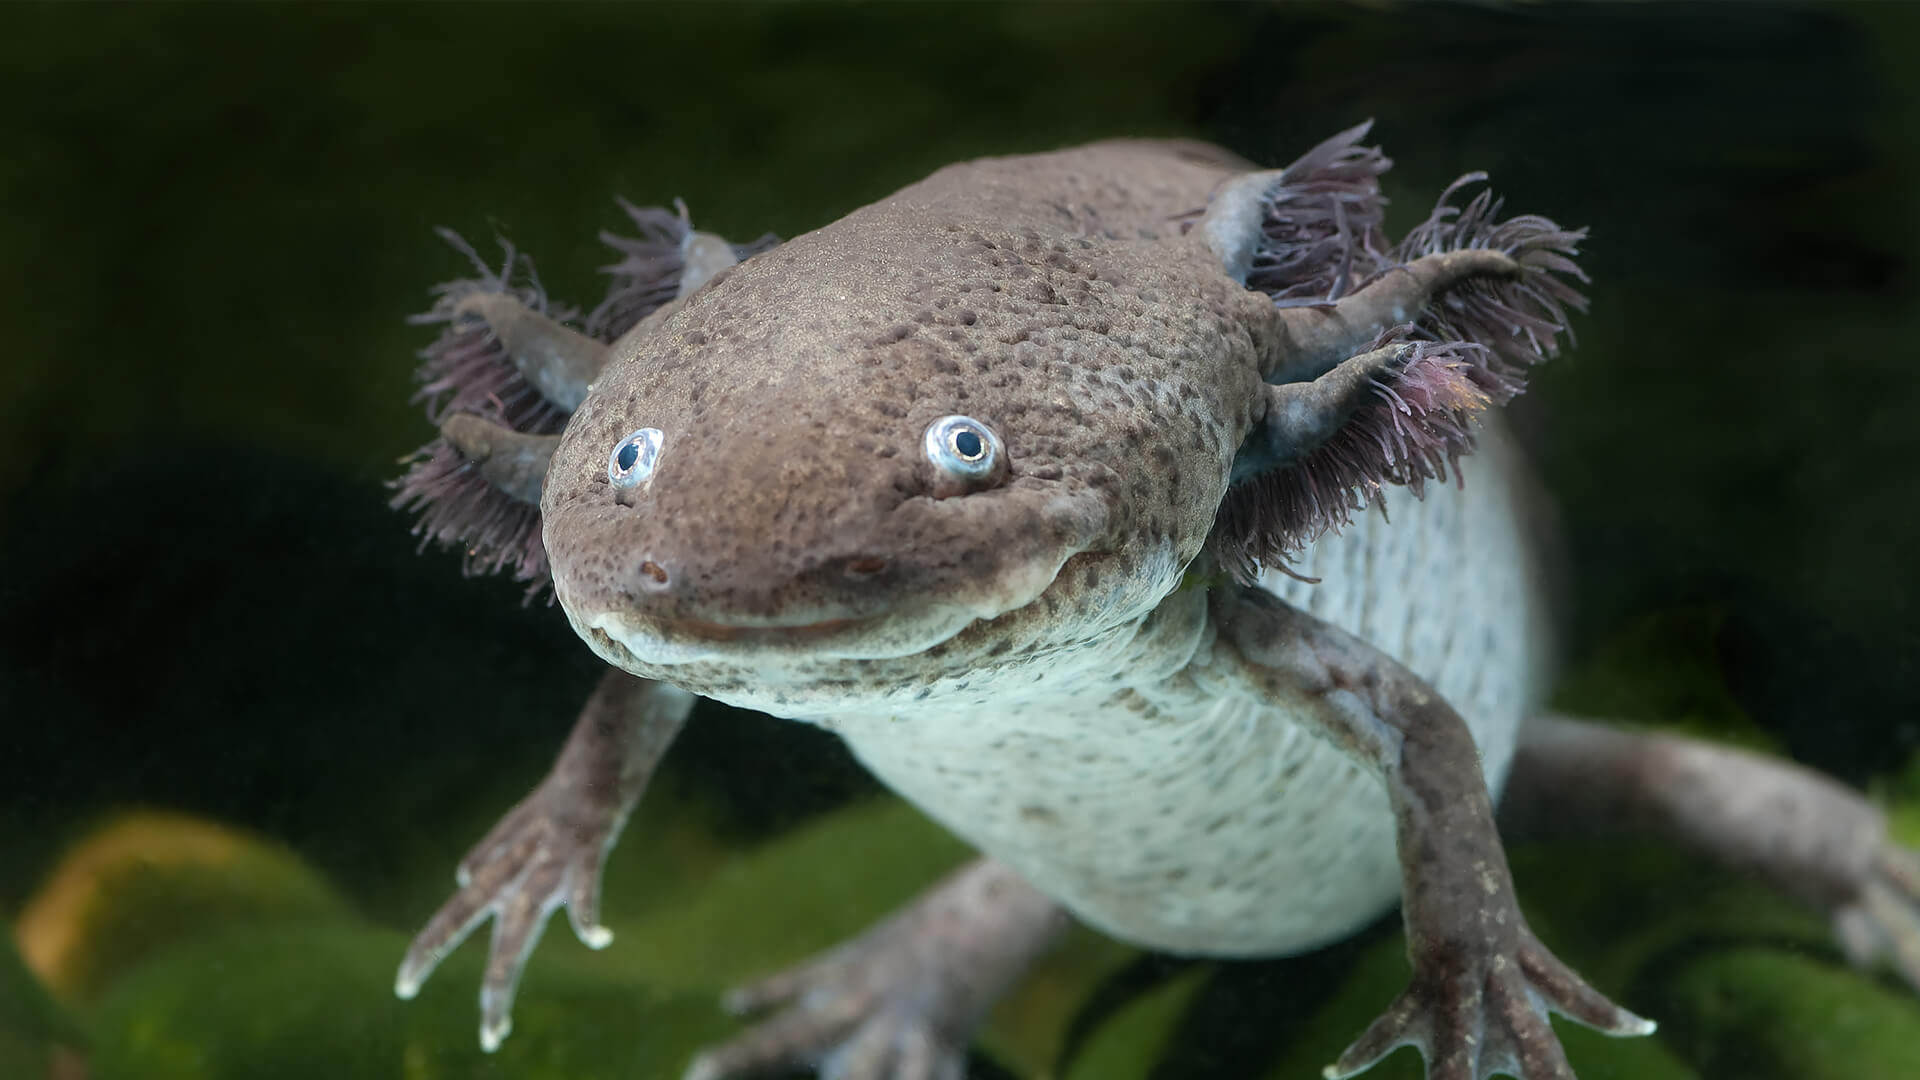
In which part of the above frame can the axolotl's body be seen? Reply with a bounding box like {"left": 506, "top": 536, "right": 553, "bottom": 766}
{"left": 391, "top": 129, "right": 1920, "bottom": 1080}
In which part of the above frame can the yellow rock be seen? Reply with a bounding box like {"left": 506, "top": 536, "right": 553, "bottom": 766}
{"left": 14, "top": 809, "right": 351, "bottom": 1004}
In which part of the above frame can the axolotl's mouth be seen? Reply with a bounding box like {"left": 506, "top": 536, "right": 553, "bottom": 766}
{"left": 569, "top": 561, "right": 1062, "bottom": 669}
{"left": 581, "top": 607, "right": 970, "bottom": 667}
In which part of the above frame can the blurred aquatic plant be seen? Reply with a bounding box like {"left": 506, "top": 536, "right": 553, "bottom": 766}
{"left": 0, "top": 926, "right": 82, "bottom": 1080}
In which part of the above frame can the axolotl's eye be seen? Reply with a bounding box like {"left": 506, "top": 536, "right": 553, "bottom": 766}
{"left": 608, "top": 428, "right": 664, "bottom": 488}
{"left": 923, "top": 415, "right": 1002, "bottom": 484}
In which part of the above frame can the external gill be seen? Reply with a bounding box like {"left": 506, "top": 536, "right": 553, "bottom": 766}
{"left": 1263, "top": 249, "right": 1531, "bottom": 386}
{"left": 390, "top": 201, "right": 778, "bottom": 597}
{"left": 1214, "top": 337, "right": 1506, "bottom": 582}
{"left": 1198, "top": 123, "right": 1587, "bottom": 578}
{"left": 1231, "top": 338, "right": 1501, "bottom": 487}
{"left": 587, "top": 198, "right": 778, "bottom": 343}
{"left": 1199, "top": 119, "right": 1392, "bottom": 308}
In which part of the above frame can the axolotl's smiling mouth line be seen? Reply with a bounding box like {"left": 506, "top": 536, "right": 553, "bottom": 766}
{"left": 574, "top": 542, "right": 1081, "bottom": 669}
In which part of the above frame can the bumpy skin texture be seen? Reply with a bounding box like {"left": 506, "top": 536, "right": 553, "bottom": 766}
{"left": 395, "top": 133, "right": 1920, "bottom": 1079}
{"left": 544, "top": 144, "right": 1269, "bottom": 714}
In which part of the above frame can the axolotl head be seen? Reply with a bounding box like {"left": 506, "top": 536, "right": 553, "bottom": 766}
{"left": 541, "top": 199, "right": 1273, "bottom": 715}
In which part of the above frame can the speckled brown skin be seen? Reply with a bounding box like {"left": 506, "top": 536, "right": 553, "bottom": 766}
{"left": 543, "top": 144, "right": 1273, "bottom": 715}
{"left": 528, "top": 141, "right": 1645, "bottom": 1079}
{"left": 395, "top": 136, "right": 1920, "bottom": 1080}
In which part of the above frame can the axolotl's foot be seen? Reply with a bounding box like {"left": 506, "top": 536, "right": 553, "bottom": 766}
{"left": 685, "top": 858, "right": 1065, "bottom": 1080}
{"left": 395, "top": 671, "right": 692, "bottom": 1051}
{"left": 1327, "top": 926, "right": 1652, "bottom": 1080}
{"left": 1505, "top": 714, "right": 1920, "bottom": 993}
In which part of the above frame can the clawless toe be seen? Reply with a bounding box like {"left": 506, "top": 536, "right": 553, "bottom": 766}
{"left": 394, "top": 672, "right": 692, "bottom": 1051}
{"left": 685, "top": 858, "right": 1062, "bottom": 1080}
{"left": 1836, "top": 843, "right": 1920, "bottom": 989}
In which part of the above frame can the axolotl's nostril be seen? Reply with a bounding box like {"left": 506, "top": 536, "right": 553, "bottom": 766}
{"left": 637, "top": 559, "right": 672, "bottom": 591}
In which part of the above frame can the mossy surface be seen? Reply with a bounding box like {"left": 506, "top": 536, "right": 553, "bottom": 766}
{"left": 0, "top": 927, "right": 73, "bottom": 1078}
{"left": 88, "top": 923, "right": 737, "bottom": 1080}
{"left": 1547, "top": 609, "right": 1777, "bottom": 751}
{"left": 607, "top": 798, "right": 972, "bottom": 990}
{"left": 1884, "top": 752, "right": 1920, "bottom": 850}
{"left": 1645, "top": 945, "right": 1920, "bottom": 1080}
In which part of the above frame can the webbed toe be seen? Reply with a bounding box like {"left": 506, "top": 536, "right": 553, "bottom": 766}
{"left": 1327, "top": 929, "right": 1653, "bottom": 1080}
{"left": 685, "top": 857, "right": 1060, "bottom": 1080}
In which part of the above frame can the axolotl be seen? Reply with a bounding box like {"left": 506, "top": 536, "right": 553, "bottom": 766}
{"left": 387, "top": 125, "right": 1920, "bottom": 1080}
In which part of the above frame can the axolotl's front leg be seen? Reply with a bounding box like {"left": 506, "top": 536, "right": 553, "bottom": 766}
{"left": 396, "top": 669, "right": 694, "bottom": 1049}
{"left": 396, "top": 669, "right": 1065, "bottom": 1078}
{"left": 1200, "top": 588, "right": 1655, "bottom": 1080}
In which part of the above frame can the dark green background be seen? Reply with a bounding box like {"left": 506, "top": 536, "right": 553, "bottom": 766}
{"left": 3, "top": 2, "right": 1918, "bottom": 1077}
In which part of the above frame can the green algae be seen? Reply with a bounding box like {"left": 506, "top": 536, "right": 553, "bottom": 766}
{"left": 1060, "top": 965, "right": 1209, "bottom": 1079}
{"left": 0, "top": 927, "right": 75, "bottom": 1079}
{"left": 1548, "top": 608, "right": 1777, "bottom": 752}
{"left": 88, "top": 923, "right": 735, "bottom": 1080}
{"left": 1646, "top": 945, "right": 1920, "bottom": 1079}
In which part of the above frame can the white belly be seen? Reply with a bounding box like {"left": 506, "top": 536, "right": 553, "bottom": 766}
{"left": 832, "top": 424, "right": 1556, "bottom": 956}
